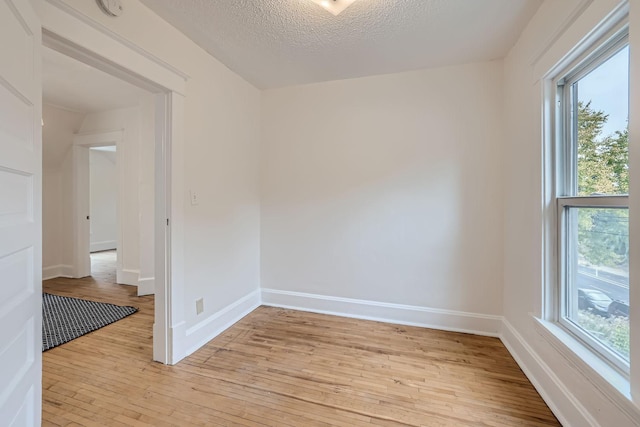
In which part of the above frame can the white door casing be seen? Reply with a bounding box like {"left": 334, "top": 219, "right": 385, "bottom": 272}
{"left": 0, "top": 0, "right": 42, "bottom": 425}
{"left": 72, "top": 130, "right": 123, "bottom": 281}
{"left": 39, "top": 0, "right": 187, "bottom": 364}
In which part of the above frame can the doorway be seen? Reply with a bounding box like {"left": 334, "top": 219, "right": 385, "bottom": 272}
{"left": 41, "top": 28, "right": 178, "bottom": 363}
{"left": 89, "top": 145, "right": 118, "bottom": 281}
{"left": 42, "top": 42, "right": 156, "bottom": 323}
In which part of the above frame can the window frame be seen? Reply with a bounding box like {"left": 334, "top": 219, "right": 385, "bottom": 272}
{"left": 553, "top": 29, "right": 630, "bottom": 376}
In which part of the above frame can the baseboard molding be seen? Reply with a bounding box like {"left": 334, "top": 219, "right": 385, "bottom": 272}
{"left": 118, "top": 269, "right": 139, "bottom": 286}
{"left": 90, "top": 240, "right": 117, "bottom": 252}
{"left": 500, "top": 319, "right": 597, "bottom": 427}
{"left": 151, "top": 320, "right": 186, "bottom": 365}
{"left": 42, "top": 264, "right": 74, "bottom": 280}
{"left": 181, "top": 290, "right": 261, "bottom": 361}
{"left": 137, "top": 277, "right": 155, "bottom": 296}
{"left": 261, "top": 289, "right": 503, "bottom": 337}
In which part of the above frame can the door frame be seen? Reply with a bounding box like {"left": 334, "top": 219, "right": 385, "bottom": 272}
{"left": 71, "top": 131, "right": 121, "bottom": 281}
{"left": 40, "top": 1, "right": 188, "bottom": 364}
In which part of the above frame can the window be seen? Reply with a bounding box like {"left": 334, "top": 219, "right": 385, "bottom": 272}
{"left": 554, "top": 30, "right": 630, "bottom": 373}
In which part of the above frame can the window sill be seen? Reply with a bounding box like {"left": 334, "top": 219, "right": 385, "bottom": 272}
{"left": 532, "top": 316, "right": 640, "bottom": 420}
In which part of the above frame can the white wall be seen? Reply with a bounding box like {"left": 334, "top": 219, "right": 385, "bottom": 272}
{"left": 502, "top": 0, "right": 639, "bottom": 425}
{"left": 89, "top": 149, "right": 117, "bottom": 252}
{"left": 261, "top": 61, "right": 505, "bottom": 333}
{"left": 42, "top": 104, "right": 84, "bottom": 279}
{"left": 39, "top": 0, "right": 262, "bottom": 358}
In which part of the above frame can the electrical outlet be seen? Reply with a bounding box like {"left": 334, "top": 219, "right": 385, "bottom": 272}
{"left": 190, "top": 190, "right": 199, "bottom": 206}
{"left": 196, "top": 298, "right": 204, "bottom": 315}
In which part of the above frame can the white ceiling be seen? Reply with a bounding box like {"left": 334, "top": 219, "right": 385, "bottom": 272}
{"left": 42, "top": 46, "right": 148, "bottom": 113}
{"left": 140, "top": 0, "right": 542, "bottom": 89}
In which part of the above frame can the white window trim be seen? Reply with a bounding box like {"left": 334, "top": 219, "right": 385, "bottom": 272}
{"left": 532, "top": 317, "right": 637, "bottom": 419}
{"left": 543, "top": 14, "right": 631, "bottom": 384}
{"left": 556, "top": 29, "right": 630, "bottom": 375}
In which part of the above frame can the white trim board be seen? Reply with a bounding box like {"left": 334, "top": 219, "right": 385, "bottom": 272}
{"left": 74, "top": 129, "right": 123, "bottom": 147}
{"left": 119, "top": 269, "right": 139, "bottom": 286}
{"left": 500, "top": 319, "right": 593, "bottom": 427}
{"left": 42, "top": 265, "right": 74, "bottom": 281}
{"left": 180, "top": 290, "right": 261, "bottom": 361}
{"left": 42, "top": 0, "right": 188, "bottom": 95}
{"left": 137, "top": 277, "right": 155, "bottom": 296}
{"left": 500, "top": 319, "right": 640, "bottom": 426}
{"left": 261, "top": 289, "right": 503, "bottom": 337}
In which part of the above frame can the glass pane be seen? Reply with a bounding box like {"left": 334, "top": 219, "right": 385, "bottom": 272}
{"left": 566, "top": 207, "right": 629, "bottom": 361}
{"left": 574, "top": 46, "right": 629, "bottom": 196}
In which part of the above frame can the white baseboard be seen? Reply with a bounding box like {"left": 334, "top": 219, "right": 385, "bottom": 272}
{"left": 261, "top": 288, "right": 503, "bottom": 337}
{"left": 137, "top": 277, "right": 155, "bottom": 296}
{"left": 42, "top": 264, "right": 74, "bottom": 280}
{"left": 90, "top": 240, "right": 117, "bottom": 252}
{"left": 152, "top": 320, "right": 187, "bottom": 365}
{"left": 118, "top": 269, "right": 139, "bottom": 286}
{"left": 500, "top": 319, "right": 596, "bottom": 427}
{"left": 181, "top": 290, "right": 261, "bottom": 361}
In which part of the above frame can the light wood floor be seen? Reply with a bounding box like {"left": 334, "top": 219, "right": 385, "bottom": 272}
{"left": 43, "top": 254, "right": 559, "bottom": 426}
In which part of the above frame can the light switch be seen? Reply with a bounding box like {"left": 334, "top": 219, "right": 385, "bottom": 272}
{"left": 190, "top": 190, "right": 199, "bottom": 206}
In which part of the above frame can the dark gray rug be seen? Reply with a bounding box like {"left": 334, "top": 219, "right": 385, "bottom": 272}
{"left": 42, "top": 293, "right": 138, "bottom": 351}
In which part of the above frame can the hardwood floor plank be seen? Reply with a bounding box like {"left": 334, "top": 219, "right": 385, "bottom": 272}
{"left": 43, "top": 251, "right": 559, "bottom": 426}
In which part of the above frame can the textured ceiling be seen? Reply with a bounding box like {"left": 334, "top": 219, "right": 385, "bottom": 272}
{"left": 139, "top": 0, "right": 541, "bottom": 89}
{"left": 43, "top": 46, "right": 148, "bottom": 113}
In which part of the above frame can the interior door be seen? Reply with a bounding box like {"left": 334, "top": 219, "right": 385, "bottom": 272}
{"left": 72, "top": 144, "right": 91, "bottom": 278}
{"left": 0, "top": 0, "right": 42, "bottom": 425}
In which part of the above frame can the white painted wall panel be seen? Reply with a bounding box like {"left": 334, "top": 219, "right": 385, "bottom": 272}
{"left": 7, "top": 386, "right": 34, "bottom": 427}
{"left": 0, "top": 320, "right": 33, "bottom": 399}
{"left": 0, "top": 82, "right": 32, "bottom": 152}
{"left": 42, "top": 169, "right": 62, "bottom": 270}
{"left": 261, "top": 61, "right": 504, "bottom": 316}
{"left": 0, "top": 248, "right": 32, "bottom": 304}
{"left": 41, "top": 104, "right": 84, "bottom": 277}
{"left": 0, "top": 168, "right": 32, "bottom": 227}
